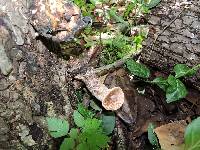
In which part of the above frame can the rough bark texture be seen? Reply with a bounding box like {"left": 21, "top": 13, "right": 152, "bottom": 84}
{"left": 0, "top": 0, "right": 199, "bottom": 149}
{"left": 140, "top": 0, "right": 200, "bottom": 90}
{"left": 0, "top": 0, "right": 78, "bottom": 149}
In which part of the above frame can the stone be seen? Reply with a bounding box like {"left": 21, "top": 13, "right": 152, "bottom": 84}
{"left": 0, "top": 24, "right": 13, "bottom": 75}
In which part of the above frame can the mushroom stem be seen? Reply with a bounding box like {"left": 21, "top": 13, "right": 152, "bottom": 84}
{"left": 75, "top": 70, "right": 124, "bottom": 110}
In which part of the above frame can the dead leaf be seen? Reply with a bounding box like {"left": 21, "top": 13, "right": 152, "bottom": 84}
{"left": 154, "top": 120, "right": 187, "bottom": 150}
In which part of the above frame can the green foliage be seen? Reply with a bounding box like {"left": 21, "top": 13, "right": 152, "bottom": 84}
{"left": 77, "top": 103, "right": 95, "bottom": 119}
{"left": 184, "top": 117, "right": 200, "bottom": 150}
{"left": 72, "top": 0, "right": 95, "bottom": 17}
{"left": 125, "top": 59, "right": 150, "bottom": 78}
{"left": 145, "top": 0, "right": 161, "bottom": 9}
{"left": 47, "top": 103, "right": 113, "bottom": 150}
{"left": 148, "top": 123, "right": 159, "bottom": 147}
{"left": 60, "top": 137, "right": 75, "bottom": 150}
{"left": 152, "top": 64, "right": 199, "bottom": 102}
{"left": 134, "top": 34, "right": 144, "bottom": 50}
{"left": 101, "top": 34, "right": 136, "bottom": 65}
{"left": 78, "top": 118, "right": 110, "bottom": 150}
{"left": 102, "top": 112, "right": 116, "bottom": 135}
{"left": 46, "top": 117, "right": 69, "bottom": 138}
{"left": 62, "top": 109, "right": 110, "bottom": 150}
{"left": 123, "top": 2, "right": 136, "bottom": 18}
{"left": 152, "top": 75, "right": 188, "bottom": 103}
{"left": 151, "top": 77, "right": 168, "bottom": 91}
{"left": 73, "top": 110, "right": 85, "bottom": 128}
{"left": 125, "top": 62, "right": 199, "bottom": 102}
{"left": 166, "top": 75, "right": 187, "bottom": 103}
{"left": 174, "top": 64, "right": 200, "bottom": 78}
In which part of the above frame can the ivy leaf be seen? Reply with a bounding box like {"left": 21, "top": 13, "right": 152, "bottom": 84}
{"left": 166, "top": 75, "right": 187, "bottom": 103}
{"left": 184, "top": 117, "right": 200, "bottom": 150}
{"left": 69, "top": 128, "right": 78, "bottom": 140}
{"left": 102, "top": 112, "right": 116, "bottom": 135}
{"left": 174, "top": 64, "right": 200, "bottom": 78}
{"left": 152, "top": 77, "right": 169, "bottom": 91}
{"left": 73, "top": 110, "right": 85, "bottom": 128}
{"left": 60, "top": 138, "right": 75, "bottom": 150}
{"left": 145, "top": 0, "right": 161, "bottom": 9}
{"left": 125, "top": 59, "right": 150, "bottom": 78}
{"left": 148, "top": 123, "right": 159, "bottom": 147}
{"left": 46, "top": 117, "right": 69, "bottom": 138}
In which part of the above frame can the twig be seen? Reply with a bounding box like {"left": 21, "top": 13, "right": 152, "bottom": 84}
{"left": 94, "top": 50, "right": 141, "bottom": 76}
{"left": 152, "top": 8, "right": 185, "bottom": 49}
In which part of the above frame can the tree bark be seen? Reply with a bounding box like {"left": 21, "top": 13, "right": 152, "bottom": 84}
{"left": 140, "top": 0, "right": 200, "bottom": 90}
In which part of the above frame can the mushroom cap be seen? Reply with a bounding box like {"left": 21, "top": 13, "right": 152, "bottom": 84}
{"left": 102, "top": 87, "right": 124, "bottom": 110}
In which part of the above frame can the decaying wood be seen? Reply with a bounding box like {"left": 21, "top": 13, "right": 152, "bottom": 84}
{"left": 140, "top": 1, "right": 200, "bottom": 91}
{"left": 75, "top": 69, "right": 125, "bottom": 110}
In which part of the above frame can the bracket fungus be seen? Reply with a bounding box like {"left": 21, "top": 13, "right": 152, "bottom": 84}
{"left": 75, "top": 71, "right": 125, "bottom": 111}
{"left": 31, "top": 0, "right": 91, "bottom": 42}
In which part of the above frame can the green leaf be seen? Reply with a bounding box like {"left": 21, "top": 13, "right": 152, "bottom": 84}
{"left": 123, "top": 2, "right": 135, "bottom": 18}
{"left": 174, "top": 64, "right": 200, "bottom": 78}
{"left": 148, "top": 123, "right": 159, "bottom": 147}
{"left": 82, "top": 118, "right": 102, "bottom": 132}
{"left": 60, "top": 138, "right": 75, "bottom": 150}
{"left": 87, "top": 131, "right": 110, "bottom": 149}
{"left": 125, "top": 59, "right": 150, "bottom": 78}
{"left": 152, "top": 77, "right": 169, "bottom": 91}
{"left": 77, "top": 103, "right": 95, "bottom": 119}
{"left": 184, "top": 117, "right": 200, "bottom": 150}
{"left": 134, "top": 35, "right": 144, "bottom": 49}
{"left": 77, "top": 118, "right": 110, "bottom": 149}
{"left": 69, "top": 128, "right": 78, "bottom": 140}
{"left": 102, "top": 112, "right": 116, "bottom": 135}
{"left": 145, "top": 0, "right": 161, "bottom": 9}
{"left": 166, "top": 75, "right": 187, "bottom": 103}
{"left": 109, "top": 7, "right": 126, "bottom": 23}
{"left": 77, "top": 142, "right": 88, "bottom": 150}
{"left": 46, "top": 117, "right": 69, "bottom": 138}
{"left": 79, "top": 129, "right": 109, "bottom": 150}
{"left": 73, "top": 110, "right": 85, "bottom": 128}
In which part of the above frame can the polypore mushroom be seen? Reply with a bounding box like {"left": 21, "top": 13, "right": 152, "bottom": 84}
{"left": 75, "top": 70, "right": 124, "bottom": 110}
{"left": 31, "top": 0, "right": 91, "bottom": 42}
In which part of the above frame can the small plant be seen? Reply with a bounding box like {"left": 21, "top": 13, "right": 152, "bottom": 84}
{"left": 124, "top": 0, "right": 161, "bottom": 20}
{"left": 47, "top": 103, "right": 115, "bottom": 150}
{"left": 184, "top": 117, "right": 200, "bottom": 150}
{"left": 147, "top": 123, "right": 160, "bottom": 149}
{"left": 125, "top": 59, "right": 200, "bottom": 103}
{"left": 100, "top": 31, "right": 146, "bottom": 65}
{"left": 71, "top": 0, "right": 160, "bottom": 66}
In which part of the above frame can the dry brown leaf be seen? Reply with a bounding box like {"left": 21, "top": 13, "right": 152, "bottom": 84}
{"left": 154, "top": 120, "right": 187, "bottom": 150}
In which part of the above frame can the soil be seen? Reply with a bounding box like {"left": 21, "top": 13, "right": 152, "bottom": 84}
{"left": 0, "top": 0, "right": 199, "bottom": 150}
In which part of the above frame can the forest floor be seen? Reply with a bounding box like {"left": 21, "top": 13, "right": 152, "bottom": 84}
{"left": 0, "top": 0, "right": 200, "bottom": 150}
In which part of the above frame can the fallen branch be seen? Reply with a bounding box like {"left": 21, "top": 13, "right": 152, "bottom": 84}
{"left": 75, "top": 70, "right": 125, "bottom": 110}
{"left": 94, "top": 50, "right": 141, "bottom": 76}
